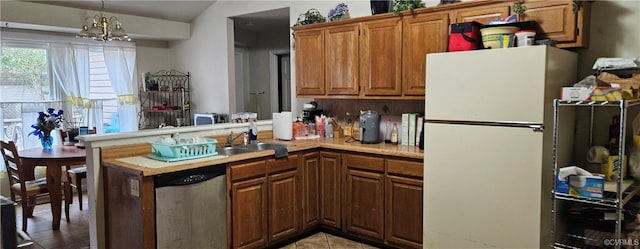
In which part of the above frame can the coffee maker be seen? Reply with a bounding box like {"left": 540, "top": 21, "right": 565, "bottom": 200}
{"left": 302, "top": 108, "right": 323, "bottom": 123}
{"left": 360, "top": 110, "right": 381, "bottom": 144}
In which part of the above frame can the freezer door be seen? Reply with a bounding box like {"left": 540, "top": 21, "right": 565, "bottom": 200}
{"left": 425, "top": 46, "right": 574, "bottom": 123}
{"left": 423, "top": 123, "right": 543, "bottom": 248}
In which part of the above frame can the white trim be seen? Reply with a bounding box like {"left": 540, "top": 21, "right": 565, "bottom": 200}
{"left": 269, "top": 49, "right": 290, "bottom": 114}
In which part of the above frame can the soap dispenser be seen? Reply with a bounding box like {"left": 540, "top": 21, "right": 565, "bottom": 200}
{"left": 249, "top": 121, "right": 258, "bottom": 143}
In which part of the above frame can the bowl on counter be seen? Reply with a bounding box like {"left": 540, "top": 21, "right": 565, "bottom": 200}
{"left": 480, "top": 26, "right": 520, "bottom": 49}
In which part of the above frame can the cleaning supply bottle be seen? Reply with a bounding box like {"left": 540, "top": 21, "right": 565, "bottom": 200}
{"left": 249, "top": 121, "right": 258, "bottom": 143}
{"left": 385, "top": 118, "right": 392, "bottom": 143}
{"left": 391, "top": 122, "right": 398, "bottom": 145}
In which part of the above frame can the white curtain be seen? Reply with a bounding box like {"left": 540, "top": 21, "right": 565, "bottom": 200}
{"left": 103, "top": 46, "right": 138, "bottom": 132}
{"left": 50, "top": 43, "right": 90, "bottom": 105}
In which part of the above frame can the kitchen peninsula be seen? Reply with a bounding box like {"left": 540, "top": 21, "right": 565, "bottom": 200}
{"left": 81, "top": 123, "right": 423, "bottom": 249}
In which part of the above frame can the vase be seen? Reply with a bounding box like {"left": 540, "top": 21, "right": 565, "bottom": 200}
{"left": 371, "top": 0, "right": 391, "bottom": 15}
{"left": 40, "top": 133, "right": 53, "bottom": 150}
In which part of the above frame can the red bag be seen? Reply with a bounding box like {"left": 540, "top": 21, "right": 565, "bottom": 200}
{"left": 448, "top": 21, "right": 483, "bottom": 52}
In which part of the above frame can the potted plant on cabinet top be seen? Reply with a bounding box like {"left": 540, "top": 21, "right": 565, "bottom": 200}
{"left": 392, "top": 0, "right": 426, "bottom": 15}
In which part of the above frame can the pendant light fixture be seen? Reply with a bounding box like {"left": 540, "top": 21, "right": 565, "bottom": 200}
{"left": 76, "top": 0, "right": 131, "bottom": 42}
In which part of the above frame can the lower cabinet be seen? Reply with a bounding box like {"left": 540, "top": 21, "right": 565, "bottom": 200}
{"left": 231, "top": 169, "right": 268, "bottom": 249}
{"left": 228, "top": 150, "right": 423, "bottom": 249}
{"left": 266, "top": 155, "right": 301, "bottom": 244}
{"left": 320, "top": 151, "right": 341, "bottom": 228}
{"left": 343, "top": 154, "right": 385, "bottom": 241}
{"left": 301, "top": 151, "right": 320, "bottom": 230}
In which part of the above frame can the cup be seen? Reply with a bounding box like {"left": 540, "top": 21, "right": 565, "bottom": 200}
{"left": 176, "top": 118, "right": 184, "bottom": 127}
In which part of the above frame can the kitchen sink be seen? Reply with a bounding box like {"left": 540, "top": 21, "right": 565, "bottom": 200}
{"left": 216, "top": 142, "right": 290, "bottom": 156}
{"left": 215, "top": 146, "right": 253, "bottom": 156}
{"left": 243, "top": 142, "right": 290, "bottom": 151}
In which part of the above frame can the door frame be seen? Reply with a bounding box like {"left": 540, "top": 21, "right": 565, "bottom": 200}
{"left": 269, "top": 49, "right": 290, "bottom": 114}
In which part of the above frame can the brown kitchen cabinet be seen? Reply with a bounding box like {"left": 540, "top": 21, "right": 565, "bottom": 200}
{"left": 343, "top": 154, "right": 385, "bottom": 241}
{"left": 320, "top": 151, "right": 342, "bottom": 229}
{"left": 451, "top": 3, "right": 510, "bottom": 25}
{"left": 230, "top": 160, "right": 268, "bottom": 249}
{"left": 385, "top": 159, "right": 424, "bottom": 249}
{"left": 360, "top": 17, "right": 403, "bottom": 96}
{"left": 518, "top": 0, "right": 590, "bottom": 48}
{"left": 402, "top": 12, "right": 449, "bottom": 96}
{"left": 325, "top": 24, "right": 360, "bottom": 95}
{"left": 294, "top": 28, "right": 325, "bottom": 95}
{"left": 301, "top": 151, "right": 320, "bottom": 230}
{"left": 266, "top": 155, "right": 301, "bottom": 244}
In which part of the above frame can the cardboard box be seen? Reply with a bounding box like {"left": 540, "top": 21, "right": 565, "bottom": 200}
{"left": 561, "top": 87, "right": 591, "bottom": 101}
{"left": 557, "top": 173, "right": 604, "bottom": 199}
{"left": 568, "top": 175, "right": 605, "bottom": 199}
{"left": 601, "top": 155, "right": 627, "bottom": 181}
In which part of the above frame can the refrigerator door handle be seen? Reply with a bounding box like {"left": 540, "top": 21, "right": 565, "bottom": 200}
{"left": 529, "top": 124, "right": 544, "bottom": 132}
{"left": 425, "top": 119, "right": 544, "bottom": 132}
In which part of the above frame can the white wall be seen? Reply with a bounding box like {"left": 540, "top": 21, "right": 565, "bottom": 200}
{"left": 249, "top": 28, "right": 290, "bottom": 119}
{"left": 576, "top": 0, "right": 640, "bottom": 78}
{"left": 136, "top": 40, "right": 171, "bottom": 78}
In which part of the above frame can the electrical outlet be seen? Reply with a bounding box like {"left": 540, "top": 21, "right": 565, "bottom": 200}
{"left": 130, "top": 178, "right": 140, "bottom": 197}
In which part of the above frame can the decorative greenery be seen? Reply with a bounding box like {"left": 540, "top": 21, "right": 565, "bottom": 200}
{"left": 29, "top": 107, "right": 64, "bottom": 139}
{"left": 512, "top": 0, "right": 527, "bottom": 16}
{"left": 572, "top": 0, "right": 581, "bottom": 13}
{"left": 328, "top": 3, "right": 349, "bottom": 21}
{"left": 392, "top": 0, "right": 426, "bottom": 15}
{"left": 438, "top": 0, "right": 460, "bottom": 5}
{"left": 294, "top": 9, "right": 327, "bottom": 26}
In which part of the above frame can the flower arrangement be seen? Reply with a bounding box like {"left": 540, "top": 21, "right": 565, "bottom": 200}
{"left": 29, "top": 107, "right": 64, "bottom": 139}
{"left": 328, "top": 3, "right": 349, "bottom": 21}
{"left": 294, "top": 9, "right": 327, "bottom": 26}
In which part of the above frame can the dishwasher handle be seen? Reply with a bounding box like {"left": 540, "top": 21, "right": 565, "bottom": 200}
{"left": 154, "top": 165, "right": 226, "bottom": 187}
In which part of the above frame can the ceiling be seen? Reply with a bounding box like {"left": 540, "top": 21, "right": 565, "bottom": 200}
{"left": 28, "top": 1, "right": 290, "bottom": 32}
{"left": 30, "top": 0, "right": 217, "bottom": 23}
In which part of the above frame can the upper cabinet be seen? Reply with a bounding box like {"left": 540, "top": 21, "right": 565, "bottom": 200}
{"left": 451, "top": 3, "right": 511, "bottom": 24}
{"left": 402, "top": 12, "right": 449, "bottom": 96}
{"left": 295, "top": 28, "right": 325, "bottom": 95}
{"left": 518, "top": 0, "right": 590, "bottom": 48}
{"left": 325, "top": 24, "right": 360, "bottom": 95}
{"left": 360, "top": 17, "right": 403, "bottom": 96}
{"left": 292, "top": 0, "right": 589, "bottom": 99}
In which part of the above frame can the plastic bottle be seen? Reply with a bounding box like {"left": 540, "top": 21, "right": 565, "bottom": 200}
{"left": 385, "top": 118, "right": 392, "bottom": 144}
{"left": 391, "top": 122, "right": 399, "bottom": 145}
{"left": 249, "top": 121, "right": 258, "bottom": 143}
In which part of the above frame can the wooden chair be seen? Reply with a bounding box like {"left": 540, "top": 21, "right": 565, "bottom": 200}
{"left": 1, "top": 140, "right": 70, "bottom": 232}
{"left": 59, "top": 128, "right": 95, "bottom": 210}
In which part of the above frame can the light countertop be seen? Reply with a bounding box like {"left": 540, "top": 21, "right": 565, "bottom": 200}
{"left": 103, "top": 137, "right": 423, "bottom": 176}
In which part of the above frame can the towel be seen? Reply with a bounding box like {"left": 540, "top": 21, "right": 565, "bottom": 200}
{"left": 274, "top": 145, "right": 288, "bottom": 159}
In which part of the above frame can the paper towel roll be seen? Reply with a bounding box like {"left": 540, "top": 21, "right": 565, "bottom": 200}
{"left": 273, "top": 112, "right": 293, "bottom": 140}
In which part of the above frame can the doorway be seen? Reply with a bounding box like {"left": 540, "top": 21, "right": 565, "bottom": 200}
{"left": 231, "top": 8, "right": 290, "bottom": 120}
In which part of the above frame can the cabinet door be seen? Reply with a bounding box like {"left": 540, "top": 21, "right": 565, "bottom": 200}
{"left": 402, "top": 12, "right": 449, "bottom": 96}
{"left": 325, "top": 24, "right": 360, "bottom": 95}
{"left": 268, "top": 170, "right": 299, "bottom": 243}
{"left": 453, "top": 4, "right": 510, "bottom": 25}
{"left": 360, "top": 17, "right": 402, "bottom": 96}
{"left": 518, "top": 0, "right": 580, "bottom": 47}
{"left": 320, "top": 151, "right": 341, "bottom": 228}
{"left": 232, "top": 177, "right": 268, "bottom": 249}
{"left": 302, "top": 152, "right": 320, "bottom": 230}
{"left": 344, "top": 169, "right": 384, "bottom": 240}
{"left": 386, "top": 175, "right": 423, "bottom": 249}
{"left": 295, "top": 29, "right": 325, "bottom": 95}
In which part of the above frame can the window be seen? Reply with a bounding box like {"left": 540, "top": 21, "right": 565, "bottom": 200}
{"left": 1, "top": 32, "right": 136, "bottom": 151}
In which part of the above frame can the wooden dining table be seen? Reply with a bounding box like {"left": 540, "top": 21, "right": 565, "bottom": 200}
{"left": 19, "top": 145, "right": 86, "bottom": 230}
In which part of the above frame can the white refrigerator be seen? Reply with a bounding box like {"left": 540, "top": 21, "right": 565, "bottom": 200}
{"left": 423, "top": 46, "right": 577, "bottom": 248}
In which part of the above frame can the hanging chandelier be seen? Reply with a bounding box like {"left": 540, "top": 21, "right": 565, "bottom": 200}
{"left": 76, "top": 0, "right": 131, "bottom": 42}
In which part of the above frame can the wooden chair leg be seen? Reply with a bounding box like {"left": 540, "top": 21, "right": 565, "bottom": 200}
{"left": 64, "top": 182, "right": 71, "bottom": 223}
{"left": 76, "top": 176, "right": 83, "bottom": 211}
{"left": 21, "top": 198, "right": 29, "bottom": 233}
{"left": 26, "top": 197, "right": 36, "bottom": 217}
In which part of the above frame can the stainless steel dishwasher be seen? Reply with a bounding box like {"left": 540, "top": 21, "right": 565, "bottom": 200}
{"left": 154, "top": 165, "right": 226, "bottom": 249}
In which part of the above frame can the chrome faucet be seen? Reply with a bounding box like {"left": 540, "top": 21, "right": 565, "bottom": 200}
{"left": 226, "top": 131, "right": 248, "bottom": 146}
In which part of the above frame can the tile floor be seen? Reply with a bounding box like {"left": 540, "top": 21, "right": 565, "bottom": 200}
{"left": 278, "top": 232, "right": 380, "bottom": 249}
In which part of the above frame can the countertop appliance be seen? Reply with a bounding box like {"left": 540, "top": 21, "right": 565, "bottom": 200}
{"left": 194, "top": 113, "right": 228, "bottom": 125}
{"left": 155, "top": 165, "right": 226, "bottom": 249}
{"left": 423, "top": 46, "right": 577, "bottom": 248}
{"left": 360, "top": 110, "right": 381, "bottom": 144}
{"left": 302, "top": 108, "right": 323, "bottom": 123}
